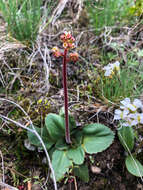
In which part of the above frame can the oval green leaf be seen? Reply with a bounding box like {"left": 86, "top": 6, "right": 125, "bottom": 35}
{"left": 45, "top": 114, "right": 65, "bottom": 142}
{"left": 118, "top": 126, "right": 134, "bottom": 152}
{"left": 82, "top": 123, "right": 114, "bottom": 154}
{"left": 27, "top": 126, "right": 42, "bottom": 147}
{"left": 27, "top": 126, "right": 54, "bottom": 150}
{"left": 55, "top": 138, "right": 69, "bottom": 150}
{"left": 52, "top": 150, "right": 72, "bottom": 181}
{"left": 73, "top": 164, "right": 89, "bottom": 182}
{"left": 67, "top": 146, "right": 85, "bottom": 165}
{"left": 125, "top": 155, "right": 143, "bottom": 177}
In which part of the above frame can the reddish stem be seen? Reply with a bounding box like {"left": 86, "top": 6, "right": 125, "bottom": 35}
{"left": 63, "top": 48, "right": 71, "bottom": 144}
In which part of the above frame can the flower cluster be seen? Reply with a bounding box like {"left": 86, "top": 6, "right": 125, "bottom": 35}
{"left": 103, "top": 61, "right": 120, "bottom": 77}
{"left": 114, "top": 98, "right": 143, "bottom": 127}
{"left": 52, "top": 31, "right": 78, "bottom": 62}
{"left": 60, "top": 31, "right": 75, "bottom": 49}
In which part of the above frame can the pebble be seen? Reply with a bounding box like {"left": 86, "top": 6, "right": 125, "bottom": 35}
{"left": 91, "top": 165, "right": 101, "bottom": 174}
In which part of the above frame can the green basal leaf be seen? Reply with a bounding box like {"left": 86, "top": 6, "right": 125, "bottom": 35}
{"left": 55, "top": 138, "right": 69, "bottom": 151}
{"left": 73, "top": 164, "right": 89, "bottom": 182}
{"left": 71, "top": 130, "right": 83, "bottom": 147}
{"left": 49, "top": 147, "right": 56, "bottom": 160}
{"left": 82, "top": 123, "right": 114, "bottom": 154}
{"left": 27, "top": 126, "right": 41, "bottom": 147}
{"left": 27, "top": 126, "right": 54, "bottom": 150}
{"left": 45, "top": 113, "right": 65, "bottom": 142}
{"left": 67, "top": 146, "right": 85, "bottom": 165}
{"left": 125, "top": 155, "right": 143, "bottom": 177}
{"left": 118, "top": 126, "right": 134, "bottom": 152}
{"left": 52, "top": 150, "right": 72, "bottom": 181}
{"left": 41, "top": 147, "right": 56, "bottom": 164}
{"left": 69, "top": 115, "right": 76, "bottom": 129}
{"left": 41, "top": 126, "right": 55, "bottom": 149}
{"left": 59, "top": 108, "right": 76, "bottom": 129}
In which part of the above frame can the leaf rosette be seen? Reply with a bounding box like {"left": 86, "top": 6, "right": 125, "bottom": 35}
{"left": 27, "top": 110, "right": 114, "bottom": 181}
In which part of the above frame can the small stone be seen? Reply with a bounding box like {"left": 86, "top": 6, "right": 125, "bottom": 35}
{"left": 32, "top": 184, "right": 41, "bottom": 190}
{"left": 91, "top": 165, "right": 101, "bottom": 174}
{"left": 42, "top": 157, "right": 47, "bottom": 164}
{"left": 137, "top": 184, "right": 143, "bottom": 190}
{"left": 24, "top": 139, "right": 36, "bottom": 151}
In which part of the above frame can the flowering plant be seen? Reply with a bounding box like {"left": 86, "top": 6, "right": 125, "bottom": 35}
{"left": 91, "top": 60, "right": 141, "bottom": 103}
{"left": 114, "top": 97, "right": 143, "bottom": 177}
{"left": 52, "top": 31, "right": 78, "bottom": 144}
{"left": 27, "top": 31, "right": 115, "bottom": 182}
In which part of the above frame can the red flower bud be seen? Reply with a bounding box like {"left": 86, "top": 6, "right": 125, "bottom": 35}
{"left": 69, "top": 52, "right": 78, "bottom": 62}
{"left": 60, "top": 34, "right": 66, "bottom": 41}
{"left": 70, "top": 36, "right": 75, "bottom": 42}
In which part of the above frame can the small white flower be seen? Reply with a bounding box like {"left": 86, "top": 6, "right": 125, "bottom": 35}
{"left": 114, "top": 109, "right": 129, "bottom": 120}
{"left": 127, "top": 104, "right": 137, "bottom": 112}
{"left": 111, "top": 61, "right": 120, "bottom": 71}
{"left": 103, "top": 61, "right": 120, "bottom": 77}
{"left": 114, "top": 109, "right": 122, "bottom": 120}
{"left": 104, "top": 69, "right": 113, "bottom": 77}
{"left": 133, "top": 99, "right": 143, "bottom": 109}
{"left": 120, "top": 98, "right": 131, "bottom": 107}
{"left": 129, "top": 113, "right": 143, "bottom": 125}
{"left": 103, "top": 64, "right": 113, "bottom": 77}
{"left": 120, "top": 97, "right": 139, "bottom": 112}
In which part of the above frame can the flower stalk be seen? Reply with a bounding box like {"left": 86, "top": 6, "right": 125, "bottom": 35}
{"left": 52, "top": 31, "right": 78, "bottom": 144}
{"left": 63, "top": 48, "right": 71, "bottom": 144}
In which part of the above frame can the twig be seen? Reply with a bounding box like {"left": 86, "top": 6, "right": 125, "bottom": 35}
{"left": 28, "top": 49, "right": 39, "bottom": 72}
{"left": 0, "top": 68, "right": 5, "bottom": 87}
{"left": 6, "top": 166, "right": 27, "bottom": 179}
{"left": 0, "top": 114, "right": 34, "bottom": 133}
{"left": 38, "top": 44, "right": 50, "bottom": 92}
{"left": 73, "top": 176, "right": 77, "bottom": 190}
{"left": 0, "top": 150, "right": 5, "bottom": 182}
{"left": 41, "top": 170, "right": 50, "bottom": 190}
{"left": 27, "top": 181, "right": 32, "bottom": 190}
{"left": 0, "top": 181, "right": 18, "bottom": 190}
{"left": 51, "top": 0, "right": 69, "bottom": 25}
{"left": 70, "top": 0, "right": 84, "bottom": 24}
